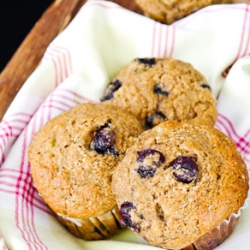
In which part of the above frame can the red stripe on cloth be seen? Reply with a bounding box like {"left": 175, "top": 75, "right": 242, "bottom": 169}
{"left": 157, "top": 23, "right": 163, "bottom": 57}
{"left": 49, "top": 99, "right": 74, "bottom": 110}
{"left": 15, "top": 117, "right": 48, "bottom": 250}
{"left": 0, "top": 235, "right": 8, "bottom": 250}
{"left": 169, "top": 26, "right": 176, "bottom": 57}
{"left": 216, "top": 118, "right": 236, "bottom": 140}
{"left": 3, "top": 112, "right": 32, "bottom": 120}
{"left": 38, "top": 89, "right": 97, "bottom": 124}
{"left": 46, "top": 89, "right": 55, "bottom": 122}
{"left": 218, "top": 113, "right": 250, "bottom": 140}
{"left": 0, "top": 155, "right": 4, "bottom": 167}
{"left": 44, "top": 53, "right": 60, "bottom": 88}
{"left": 0, "top": 174, "right": 18, "bottom": 181}
{"left": 0, "top": 125, "right": 13, "bottom": 157}
{"left": 47, "top": 44, "right": 72, "bottom": 85}
{"left": 48, "top": 43, "right": 74, "bottom": 84}
{"left": 52, "top": 93, "right": 81, "bottom": 106}
{"left": 216, "top": 115, "right": 250, "bottom": 159}
{"left": 221, "top": 4, "right": 250, "bottom": 78}
{"left": 50, "top": 44, "right": 73, "bottom": 78}
{"left": 27, "top": 117, "right": 48, "bottom": 249}
{"left": 2, "top": 119, "right": 29, "bottom": 127}
{"left": 41, "top": 104, "right": 68, "bottom": 113}
{"left": 151, "top": 21, "right": 157, "bottom": 57}
{"left": 15, "top": 129, "right": 32, "bottom": 249}
{"left": 33, "top": 196, "right": 50, "bottom": 209}
{"left": 162, "top": 25, "right": 175, "bottom": 57}
{"left": 58, "top": 88, "right": 100, "bottom": 103}
{"left": 0, "top": 188, "right": 16, "bottom": 195}
{"left": 176, "top": 5, "right": 249, "bottom": 28}
{"left": 26, "top": 173, "right": 46, "bottom": 250}
{"left": 33, "top": 205, "right": 54, "bottom": 216}
{"left": 0, "top": 181, "right": 16, "bottom": 188}
{"left": 0, "top": 168, "right": 29, "bottom": 174}
{"left": 49, "top": 46, "right": 67, "bottom": 82}
{"left": 0, "top": 122, "right": 13, "bottom": 137}
{"left": 163, "top": 26, "right": 169, "bottom": 57}
{"left": 234, "top": 4, "right": 249, "bottom": 61}
{"left": 50, "top": 91, "right": 84, "bottom": 107}
{"left": 8, "top": 127, "right": 24, "bottom": 133}
{"left": 15, "top": 125, "right": 35, "bottom": 249}
{"left": 38, "top": 99, "right": 46, "bottom": 134}
{"left": 215, "top": 122, "right": 250, "bottom": 163}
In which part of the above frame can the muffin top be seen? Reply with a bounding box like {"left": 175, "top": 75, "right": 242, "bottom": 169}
{"left": 134, "top": 0, "right": 248, "bottom": 24}
{"left": 28, "top": 102, "right": 144, "bottom": 218}
{"left": 112, "top": 121, "right": 249, "bottom": 249}
{"left": 102, "top": 57, "right": 217, "bottom": 128}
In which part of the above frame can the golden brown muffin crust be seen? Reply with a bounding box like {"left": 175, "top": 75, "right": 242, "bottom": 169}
{"left": 112, "top": 121, "right": 249, "bottom": 249}
{"left": 28, "top": 103, "right": 144, "bottom": 218}
{"left": 102, "top": 57, "right": 217, "bottom": 128}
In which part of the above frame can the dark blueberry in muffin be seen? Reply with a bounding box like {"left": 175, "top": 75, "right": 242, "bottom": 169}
{"left": 137, "top": 58, "right": 156, "bottom": 66}
{"left": 201, "top": 84, "right": 211, "bottom": 90}
{"left": 168, "top": 156, "right": 199, "bottom": 183}
{"left": 154, "top": 84, "right": 169, "bottom": 96}
{"left": 137, "top": 149, "right": 165, "bottom": 166}
{"left": 136, "top": 149, "right": 165, "bottom": 178}
{"left": 119, "top": 202, "right": 140, "bottom": 232}
{"left": 146, "top": 112, "right": 166, "bottom": 128}
{"left": 101, "top": 79, "right": 122, "bottom": 101}
{"left": 137, "top": 166, "right": 157, "bottom": 178}
{"left": 91, "top": 123, "right": 118, "bottom": 156}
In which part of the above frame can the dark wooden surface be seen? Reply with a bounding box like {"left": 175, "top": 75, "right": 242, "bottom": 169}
{"left": 0, "top": 0, "right": 143, "bottom": 121}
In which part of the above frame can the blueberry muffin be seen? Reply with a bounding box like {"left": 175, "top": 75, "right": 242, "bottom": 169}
{"left": 135, "top": 0, "right": 250, "bottom": 24}
{"left": 28, "top": 102, "right": 144, "bottom": 240}
{"left": 112, "top": 121, "right": 249, "bottom": 249}
{"left": 101, "top": 57, "right": 217, "bottom": 128}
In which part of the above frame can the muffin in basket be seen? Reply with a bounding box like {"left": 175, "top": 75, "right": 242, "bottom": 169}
{"left": 28, "top": 102, "right": 144, "bottom": 240}
{"left": 135, "top": 0, "right": 250, "bottom": 24}
{"left": 112, "top": 121, "right": 249, "bottom": 249}
{"left": 101, "top": 57, "right": 217, "bottom": 128}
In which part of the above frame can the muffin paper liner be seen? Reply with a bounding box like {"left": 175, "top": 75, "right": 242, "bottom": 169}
{"left": 55, "top": 206, "right": 121, "bottom": 240}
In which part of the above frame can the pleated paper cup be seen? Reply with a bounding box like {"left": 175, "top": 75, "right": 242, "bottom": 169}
{"left": 55, "top": 205, "right": 122, "bottom": 240}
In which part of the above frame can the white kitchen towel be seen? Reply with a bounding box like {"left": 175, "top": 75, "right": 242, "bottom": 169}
{"left": 0, "top": 1, "right": 250, "bottom": 249}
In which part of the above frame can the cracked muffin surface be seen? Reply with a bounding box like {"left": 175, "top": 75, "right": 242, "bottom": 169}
{"left": 28, "top": 102, "right": 144, "bottom": 219}
{"left": 102, "top": 57, "right": 217, "bottom": 128}
{"left": 112, "top": 121, "right": 249, "bottom": 249}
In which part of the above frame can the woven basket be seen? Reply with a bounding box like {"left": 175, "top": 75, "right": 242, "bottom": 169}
{"left": 0, "top": 0, "right": 142, "bottom": 121}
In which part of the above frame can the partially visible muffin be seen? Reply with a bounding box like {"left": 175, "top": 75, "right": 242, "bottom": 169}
{"left": 28, "top": 102, "right": 144, "bottom": 240}
{"left": 135, "top": 0, "right": 250, "bottom": 24}
{"left": 102, "top": 57, "right": 217, "bottom": 128}
{"left": 112, "top": 121, "right": 249, "bottom": 249}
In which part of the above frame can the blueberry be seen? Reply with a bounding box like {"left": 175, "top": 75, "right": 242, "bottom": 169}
{"left": 137, "top": 149, "right": 165, "bottom": 166}
{"left": 137, "top": 166, "right": 156, "bottom": 178}
{"left": 101, "top": 79, "right": 122, "bottom": 101}
{"left": 137, "top": 58, "right": 156, "bottom": 66}
{"left": 146, "top": 112, "right": 166, "bottom": 128}
{"left": 168, "top": 156, "right": 199, "bottom": 183}
{"left": 154, "top": 84, "right": 169, "bottom": 96}
{"left": 201, "top": 84, "right": 211, "bottom": 90}
{"left": 91, "top": 123, "right": 118, "bottom": 156}
{"left": 119, "top": 202, "right": 140, "bottom": 232}
{"left": 136, "top": 149, "right": 165, "bottom": 178}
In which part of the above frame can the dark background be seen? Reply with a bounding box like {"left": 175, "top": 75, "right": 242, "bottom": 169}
{"left": 0, "top": 0, "right": 53, "bottom": 72}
